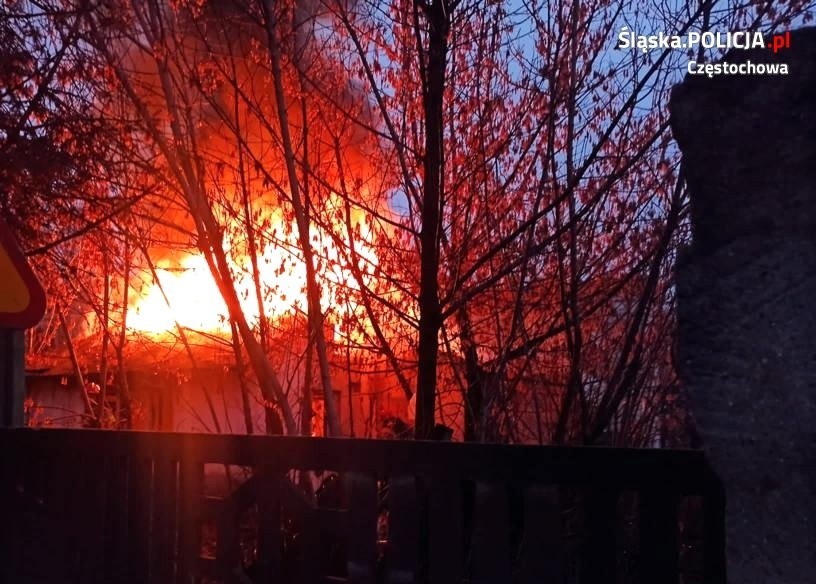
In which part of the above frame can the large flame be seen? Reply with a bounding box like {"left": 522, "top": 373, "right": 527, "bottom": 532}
{"left": 128, "top": 196, "right": 379, "bottom": 339}
{"left": 118, "top": 8, "right": 386, "bottom": 341}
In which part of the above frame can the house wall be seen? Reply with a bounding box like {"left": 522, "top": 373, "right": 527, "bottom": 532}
{"left": 26, "top": 376, "right": 87, "bottom": 427}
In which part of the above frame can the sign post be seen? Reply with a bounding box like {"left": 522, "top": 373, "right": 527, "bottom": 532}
{"left": 0, "top": 220, "right": 46, "bottom": 427}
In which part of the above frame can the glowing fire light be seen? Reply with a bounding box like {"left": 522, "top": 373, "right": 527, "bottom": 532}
{"left": 129, "top": 254, "right": 233, "bottom": 333}
{"left": 128, "top": 201, "right": 379, "bottom": 339}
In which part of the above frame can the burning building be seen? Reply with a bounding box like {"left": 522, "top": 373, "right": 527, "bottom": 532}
{"left": 23, "top": 0, "right": 429, "bottom": 438}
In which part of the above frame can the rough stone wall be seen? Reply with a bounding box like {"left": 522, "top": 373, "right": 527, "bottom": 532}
{"left": 670, "top": 28, "right": 816, "bottom": 583}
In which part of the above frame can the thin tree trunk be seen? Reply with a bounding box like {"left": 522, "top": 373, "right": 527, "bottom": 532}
{"left": 301, "top": 328, "right": 314, "bottom": 436}
{"left": 457, "top": 307, "right": 483, "bottom": 442}
{"left": 332, "top": 139, "right": 414, "bottom": 401}
{"left": 261, "top": 0, "right": 341, "bottom": 436}
{"left": 99, "top": 253, "right": 110, "bottom": 425}
{"left": 58, "top": 306, "right": 97, "bottom": 425}
{"left": 346, "top": 326, "right": 355, "bottom": 437}
{"left": 415, "top": 0, "right": 450, "bottom": 440}
{"left": 116, "top": 239, "right": 132, "bottom": 428}
{"left": 234, "top": 77, "right": 269, "bottom": 353}
{"left": 230, "top": 319, "right": 255, "bottom": 435}
{"left": 299, "top": 327, "right": 315, "bottom": 494}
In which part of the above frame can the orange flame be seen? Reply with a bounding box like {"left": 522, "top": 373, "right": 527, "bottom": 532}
{"left": 128, "top": 195, "right": 379, "bottom": 340}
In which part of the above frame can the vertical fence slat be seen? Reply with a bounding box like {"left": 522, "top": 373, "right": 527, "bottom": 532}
{"left": 81, "top": 455, "right": 109, "bottom": 584}
{"left": 429, "top": 476, "right": 463, "bottom": 584}
{"left": 42, "top": 454, "right": 72, "bottom": 580}
{"left": 640, "top": 490, "right": 679, "bottom": 584}
{"left": 127, "top": 456, "right": 153, "bottom": 584}
{"left": 0, "top": 448, "right": 18, "bottom": 582}
{"left": 178, "top": 458, "right": 203, "bottom": 584}
{"left": 16, "top": 448, "right": 45, "bottom": 581}
{"left": 519, "top": 485, "right": 563, "bottom": 584}
{"left": 255, "top": 468, "right": 283, "bottom": 582}
{"left": 215, "top": 494, "right": 240, "bottom": 581}
{"left": 470, "top": 482, "right": 511, "bottom": 584}
{"left": 346, "top": 472, "right": 378, "bottom": 584}
{"left": 152, "top": 457, "right": 178, "bottom": 584}
{"left": 63, "top": 455, "right": 87, "bottom": 580}
{"left": 104, "top": 455, "right": 130, "bottom": 583}
{"left": 583, "top": 487, "right": 618, "bottom": 584}
{"left": 385, "top": 475, "right": 419, "bottom": 584}
{"left": 299, "top": 504, "right": 323, "bottom": 584}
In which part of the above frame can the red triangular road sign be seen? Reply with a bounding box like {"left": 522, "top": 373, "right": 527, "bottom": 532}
{"left": 0, "top": 219, "right": 46, "bottom": 328}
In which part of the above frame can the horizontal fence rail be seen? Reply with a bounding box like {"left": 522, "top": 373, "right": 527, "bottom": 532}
{"left": 0, "top": 429, "right": 725, "bottom": 584}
